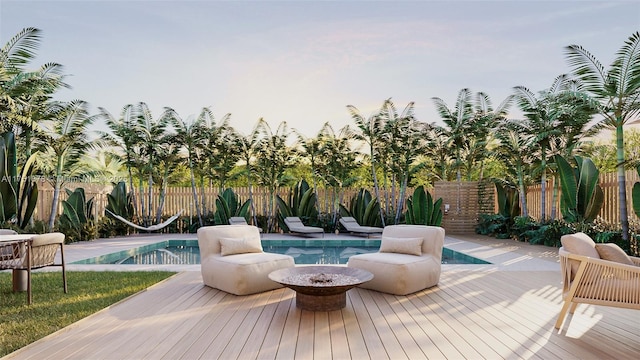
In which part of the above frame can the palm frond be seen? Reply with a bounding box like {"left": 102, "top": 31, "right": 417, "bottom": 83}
{"left": 549, "top": 74, "right": 569, "bottom": 93}
{"left": 0, "top": 27, "right": 41, "bottom": 69}
{"left": 610, "top": 31, "right": 640, "bottom": 96}
{"left": 565, "top": 44, "right": 608, "bottom": 95}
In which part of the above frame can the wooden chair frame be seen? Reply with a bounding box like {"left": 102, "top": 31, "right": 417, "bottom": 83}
{"left": 555, "top": 247, "right": 640, "bottom": 331}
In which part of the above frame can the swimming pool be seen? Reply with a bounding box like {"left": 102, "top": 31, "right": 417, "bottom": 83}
{"left": 73, "top": 239, "right": 491, "bottom": 265}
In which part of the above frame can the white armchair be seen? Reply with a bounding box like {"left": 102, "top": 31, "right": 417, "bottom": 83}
{"left": 347, "top": 225, "right": 444, "bottom": 295}
{"left": 197, "top": 225, "right": 295, "bottom": 295}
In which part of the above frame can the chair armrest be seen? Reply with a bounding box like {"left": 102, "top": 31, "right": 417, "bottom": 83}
{"left": 563, "top": 251, "right": 640, "bottom": 285}
{"left": 631, "top": 256, "right": 640, "bottom": 267}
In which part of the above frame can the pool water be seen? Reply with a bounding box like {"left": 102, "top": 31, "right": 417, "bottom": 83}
{"left": 73, "top": 239, "right": 491, "bottom": 265}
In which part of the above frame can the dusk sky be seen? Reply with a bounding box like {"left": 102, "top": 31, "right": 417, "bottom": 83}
{"left": 1, "top": 0, "right": 639, "bottom": 137}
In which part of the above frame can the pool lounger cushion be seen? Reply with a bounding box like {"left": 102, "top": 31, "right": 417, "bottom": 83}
{"left": 284, "top": 217, "right": 324, "bottom": 235}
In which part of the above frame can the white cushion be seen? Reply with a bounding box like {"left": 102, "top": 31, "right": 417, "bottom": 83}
{"left": 219, "top": 237, "right": 262, "bottom": 256}
{"left": 197, "top": 225, "right": 295, "bottom": 295}
{"left": 561, "top": 232, "right": 600, "bottom": 281}
{"left": 348, "top": 225, "right": 445, "bottom": 295}
{"left": 202, "top": 252, "right": 295, "bottom": 295}
{"left": 379, "top": 236, "right": 423, "bottom": 256}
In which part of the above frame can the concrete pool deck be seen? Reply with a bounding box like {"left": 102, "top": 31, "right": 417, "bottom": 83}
{"left": 59, "top": 232, "right": 560, "bottom": 273}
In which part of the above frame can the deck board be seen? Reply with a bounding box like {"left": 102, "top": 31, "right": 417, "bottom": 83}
{"left": 5, "top": 270, "right": 639, "bottom": 360}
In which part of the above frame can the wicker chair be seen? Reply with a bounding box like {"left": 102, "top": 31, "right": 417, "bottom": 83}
{"left": 0, "top": 232, "right": 67, "bottom": 304}
{"left": 555, "top": 233, "right": 640, "bottom": 331}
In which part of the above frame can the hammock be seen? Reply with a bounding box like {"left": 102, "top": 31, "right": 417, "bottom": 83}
{"left": 105, "top": 209, "right": 183, "bottom": 232}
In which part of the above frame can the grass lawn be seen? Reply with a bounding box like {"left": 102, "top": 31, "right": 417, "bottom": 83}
{"left": 0, "top": 271, "right": 175, "bottom": 357}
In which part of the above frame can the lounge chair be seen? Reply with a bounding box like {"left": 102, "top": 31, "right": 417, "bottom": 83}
{"left": 284, "top": 217, "right": 324, "bottom": 237}
{"left": 197, "top": 225, "right": 294, "bottom": 295}
{"left": 228, "top": 217, "right": 248, "bottom": 225}
{"left": 555, "top": 232, "right": 640, "bottom": 331}
{"left": 339, "top": 217, "right": 383, "bottom": 237}
{"left": 347, "top": 225, "right": 444, "bottom": 295}
{"left": 229, "top": 216, "right": 262, "bottom": 233}
{"left": 0, "top": 232, "right": 67, "bottom": 304}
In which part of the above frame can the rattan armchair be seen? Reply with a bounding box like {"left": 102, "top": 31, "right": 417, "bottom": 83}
{"left": 555, "top": 246, "right": 640, "bottom": 331}
{"left": 0, "top": 232, "right": 67, "bottom": 304}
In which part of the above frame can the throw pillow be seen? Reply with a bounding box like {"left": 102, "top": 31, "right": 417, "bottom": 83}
{"left": 560, "top": 232, "right": 600, "bottom": 281}
{"left": 379, "top": 236, "right": 423, "bottom": 256}
{"left": 595, "top": 243, "right": 634, "bottom": 266}
{"left": 561, "top": 232, "right": 600, "bottom": 258}
{"left": 219, "top": 237, "right": 263, "bottom": 256}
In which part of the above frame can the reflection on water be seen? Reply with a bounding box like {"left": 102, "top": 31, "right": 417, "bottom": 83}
{"left": 101, "top": 240, "right": 489, "bottom": 265}
{"left": 117, "top": 246, "right": 200, "bottom": 265}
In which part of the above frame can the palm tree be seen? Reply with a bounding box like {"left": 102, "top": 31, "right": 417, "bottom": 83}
{"left": 470, "top": 92, "right": 513, "bottom": 181}
{"left": 378, "top": 99, "right": 426, "bottom": 224}
{"left": 514, "top": 75, "right": 572, "bottom": 221}
{"left": 77, "top": 150, "right": 127, "bottom": 184}
{"left": 236, "top": 122, "right": 262, "bottom": 227}
{"left": 133, "top": 102, "right": 171, "bottom": 226}
{"left": 198, "top": 108, "right": 232, "bottom": 212}
{"left": 254, "top": 119, "right": 295, "bottom": 232}
{"left": 36, "top": 100, "right": 95, "bottom": 230}
{"left": 565, "top": 31, "right": 640, "bottom": 244}
{"left": 97, "top": 104, "right": 139, "bottom": 217}
{"left": 494, "top": 119, "right": 535, "bottom": 218}
{"left": 0, "top": 27, "right": 67, "bottom": 164}
{"left": 153, "top": 139, "right": 181, "bottom": 224}
{"left": 168, "top": 108, "right": 205, "bottom": 226}
{"left": 348, "top": 103, "right": 386, "bottom": 225}
{"left": 432, "top": 89, "right": 474, "bottom": 184}
{"left": 423, "top": 126, "right": 452, "bottom": 181}
{"left": 293, "top": 126, "right": 325, "bottom": 201}
{"left": 209, "top": 116, "right": 239, "bottom": 191}
{"left": 316, "top": 123, "right": 358, "bottom": 227}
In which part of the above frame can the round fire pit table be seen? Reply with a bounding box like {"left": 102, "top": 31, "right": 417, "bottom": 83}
{"left": 269, "top": 266, "right": 373, "bottom": 311}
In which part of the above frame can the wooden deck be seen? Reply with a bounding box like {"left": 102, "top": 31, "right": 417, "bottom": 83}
{"left": 5, "top": 270, "right": 638, "bottom": 360}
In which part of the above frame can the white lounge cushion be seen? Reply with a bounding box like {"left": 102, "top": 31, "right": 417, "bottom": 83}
{"left": 348, "top": 252, "right": 441, "bottom": 295}
{"left": 197, "top": 225, "right": 295, "bottom": 295}
{"left": 379, "top": 236, "right": 423, "bottom": 256}
{"left": 219, "top": 236, "right": 262, "bottom": 256}
{"left": 202, "top": 252, "right": 295, "bottom": 295}
{"left": 348, "top": 225, "right": 445, "bottom": 295}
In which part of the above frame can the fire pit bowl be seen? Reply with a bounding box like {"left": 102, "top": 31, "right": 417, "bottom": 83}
{"left": 269, "top": 266, "right": 373, "bottom": 311}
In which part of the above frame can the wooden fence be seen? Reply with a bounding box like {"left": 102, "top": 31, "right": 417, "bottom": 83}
{"left": 433, "top": 181, "right": 494, "bottom": 234}
{"left": 32, "top": 182, "right": 490, "bottom": 234}
{"left": 526, "top": 170, "right": 640, "bottom": 224}
{"left": 34, "top": 170, "right": 637, "bottom": 234}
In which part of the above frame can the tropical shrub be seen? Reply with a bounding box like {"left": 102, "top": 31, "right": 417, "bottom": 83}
{"left": 339, "top": 188, "right": 381, "bottom": 227}
{"left": 554, "top": 155, "right": 603, "bottom": 223}
{"left": 476, "top": 181, "right": 520, "bottom": 238}
{"left": 405, "top": 186, "right": 443, "bottom": 226}
{"left": 57, "top": 188, "right": 97, "bottom": 243}
{"left": 496, "top": 181, "right": 520, "bottom": 220}
{"left": 214, "top": 188, "right": 252, "bottom": 226}
{"left": 106, "top": 181, "right": 134, "bottom": 219}
{"left": 476, "top": 214, "right": 510, "bottom": 239}
{"left": 102, "top": 181, "right": 135, "bottom": 236}
{"left": 632, "top": 164, "right": 640, "bottom": 219}
{"left": 0, "top": 132, "right": 38, "bottom": 229}
{"left": 276, "top": 179, "right": 319, "bottom": 231}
